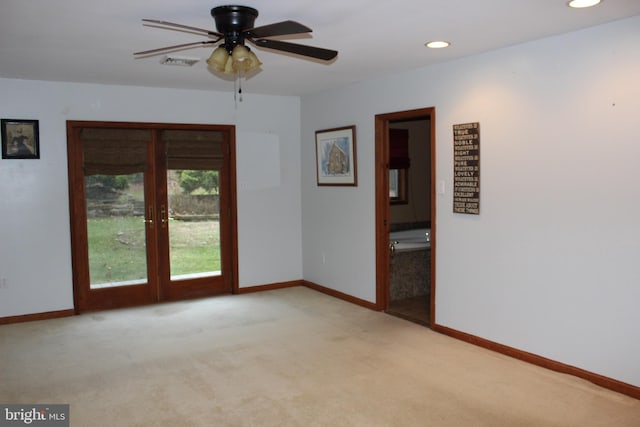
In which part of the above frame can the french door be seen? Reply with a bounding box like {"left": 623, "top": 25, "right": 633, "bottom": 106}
{"left": 67, "top": 121, "right": 237, "bottom": 312}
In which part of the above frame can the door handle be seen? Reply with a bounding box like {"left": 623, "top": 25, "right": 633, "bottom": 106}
{"left": 144, "top": 205, "right": 154, "bottom": 228}
{"left": 160, "top": 204, "right": 167, "bottom": 228}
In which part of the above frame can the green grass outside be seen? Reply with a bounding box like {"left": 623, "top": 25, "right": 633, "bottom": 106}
{"left": 168, "top": 219, "right": 221, "bottom": 277}
{"left": 87, "top": 216, "right": 221, "bottom": 284}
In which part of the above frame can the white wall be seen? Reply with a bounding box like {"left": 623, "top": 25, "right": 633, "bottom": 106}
{"left": 0, "top": 79, "right": 302, "bottom": 317}
{"left": 301, "top": 16, "right": 640, "bottom": 387}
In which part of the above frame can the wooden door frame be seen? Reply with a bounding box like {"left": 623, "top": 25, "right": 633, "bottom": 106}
{"left": 66, "top": 120, "right": 239, "bottom": 313}
{"left": 374, "top": 108, "right": 436, "bottom": 326}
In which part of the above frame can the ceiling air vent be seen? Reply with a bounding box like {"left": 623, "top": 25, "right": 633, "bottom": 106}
{"left": 159, "top": 56, "right": 200, "bottom": 66}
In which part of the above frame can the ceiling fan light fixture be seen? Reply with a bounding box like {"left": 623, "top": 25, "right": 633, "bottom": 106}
{"left": 246, "top": 50, "right": 262, "bottom": 72}
{"left": 231, "top": 45, "right": 252, "bottom": 71}
{"left": 223, "top": 55, "right": 235, "bottom": 75}
{"left": 206, "top": 46, "right": 230, "bottom": 72}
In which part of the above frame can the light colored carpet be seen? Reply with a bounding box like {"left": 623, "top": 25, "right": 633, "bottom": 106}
{"left": 1, "top": 287, "right": 639, "bottom": 426}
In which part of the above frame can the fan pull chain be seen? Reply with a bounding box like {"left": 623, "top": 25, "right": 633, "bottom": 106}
{"left": 234, "top": 74, "right": 238, "bottom": 107}
{"left": 233, "top": 71, "right": 244, "bottom": 107}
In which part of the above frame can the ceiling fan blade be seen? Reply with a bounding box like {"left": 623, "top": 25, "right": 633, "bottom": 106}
{"left": 134, "top": 40, "right": 218, "bottom": 56}
{"left": 245, "top": 20, "right": 312, "bottom": 38}
{"left": 252, "top": 39, "right": 338, "bottom": 61}
{"left": 142, "top": 19, "right": 222, "bottom": 37}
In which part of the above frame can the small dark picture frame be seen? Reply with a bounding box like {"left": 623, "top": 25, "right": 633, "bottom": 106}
{"left": 1, "top": 119, "right": 40, "bottom": 159}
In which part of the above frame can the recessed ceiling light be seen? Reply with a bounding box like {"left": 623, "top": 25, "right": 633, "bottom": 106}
{"left": 425, "top": 41, "right": 450, "bottom": 49}
{"left": 567, "top": 0, "right": 602, "bottom": 8}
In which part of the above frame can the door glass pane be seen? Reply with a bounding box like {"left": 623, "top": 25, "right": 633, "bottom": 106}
{"left": 85, "top": 173, "right": 148, "bottom": 288}
{"left": 167, "top": 170, "right": 221, "bottom": 279}
{"left": 162, "top": 130, "right": 224, "bottom": 280}
{"left": 81, "top": 128, "right": 150, "bottom": 289}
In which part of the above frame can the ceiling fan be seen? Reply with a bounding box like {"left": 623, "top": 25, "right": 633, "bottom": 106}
{"left": 134, "top": 5, "right": 338, "bottom": 77}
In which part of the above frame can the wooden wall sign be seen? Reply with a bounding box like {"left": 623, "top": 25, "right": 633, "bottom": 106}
{"left": 453, "top": 122, "right": 480, "bottom": 214}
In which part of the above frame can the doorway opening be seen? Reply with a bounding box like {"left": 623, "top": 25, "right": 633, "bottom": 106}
{"left": 375, "top": 108, "right": 435, "bottom": 327}
{"left": 67, "top": 121, "right": 238, "bottom": 313}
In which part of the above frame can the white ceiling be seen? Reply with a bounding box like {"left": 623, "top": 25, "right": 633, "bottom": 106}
{"left": 1, "top": 1, "right": 639, "bottom": 96}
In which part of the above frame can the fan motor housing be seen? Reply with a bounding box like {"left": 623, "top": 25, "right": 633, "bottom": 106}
{"left": 211, "top": 5, "right": 258, "bottom": 33}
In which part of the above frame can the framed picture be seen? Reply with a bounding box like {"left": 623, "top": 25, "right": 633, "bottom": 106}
{"left": 315, "top": 125, "right": 357, "bottom": 186}
{"left": 1, "top": 119, "right": 40, "bottom": 159}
